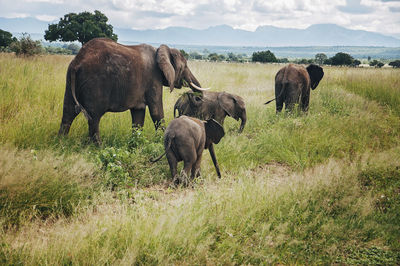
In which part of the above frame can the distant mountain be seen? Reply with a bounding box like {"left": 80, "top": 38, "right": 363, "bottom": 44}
{"left": 115, "top": 24, "right": 400, "bottom": 47}
{"left": 1, "top": 16, "right": 400, "bottom": 47}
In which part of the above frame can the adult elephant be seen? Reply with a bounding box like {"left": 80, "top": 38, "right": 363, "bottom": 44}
{"left": 58, "top": 38, "right": 207, "bottom": 144}
{"left": 265, "top": 64, "right": 324, "bottom": 112}
{"left": 174, "top": 91, "right": 246, "bottom": 133}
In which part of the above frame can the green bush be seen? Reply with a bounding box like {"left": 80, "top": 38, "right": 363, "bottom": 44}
{"left": 9, "top": 33, "right": 43, "bottom": 57}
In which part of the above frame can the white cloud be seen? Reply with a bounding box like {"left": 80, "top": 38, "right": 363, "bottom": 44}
{"left": 35, "top": 14, "right": 57, "bottom": 21}
{"left": 0, "top": 0, "right": 399, "bottom": 38}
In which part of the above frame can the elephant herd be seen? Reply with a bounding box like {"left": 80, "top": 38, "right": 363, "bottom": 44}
{"left": 58, "top": 38, "right": 324, "bottom": 185}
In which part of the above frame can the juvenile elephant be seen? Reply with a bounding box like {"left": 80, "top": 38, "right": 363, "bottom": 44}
{"left": 265, "top": 64, "right": 324, "bottom": 112}
{"left": 58, "top": 38, "right": 207, "bottom": 144}
{"left": 151, "top": 116, "right": 225, "bottom": 184}
{"left": 174, "top": 91, "right": 246, "bottom": 133}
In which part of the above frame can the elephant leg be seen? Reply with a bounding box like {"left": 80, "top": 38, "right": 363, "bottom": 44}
{"left": 58, "top": 109, "right": 78, "bottom": 136}
{"left": 148, "top": 95, "right": 165, "bottom": 130}
{"left": 191, "top": 153, "right": 203, "bottom": 179}
{"left": 275, "top": 84, "right": 284, "bottom": 113}
{"left": 276, "top": 98, "right": 284, "bottom": 113}
{"left": 300, "top": 90, "right": 310, "bottom": 112}
{"left": 166, "top": 151, "right": 178, "bottom": 181}
{"left": 88, "top": 116, "right": 101, "bottom": 145}
{"left": 58, "top": 91, "right": 79, "bottom": 136}
{"left": 208, "top": 144, "right": 221, "bottom": 178}
{"left": 130, "top": 108, "right": 145, "bottom": 128}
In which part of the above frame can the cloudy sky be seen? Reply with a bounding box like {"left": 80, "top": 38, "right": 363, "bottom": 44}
{"left": 1, "top": 0, "right": 400, "bottom": 38}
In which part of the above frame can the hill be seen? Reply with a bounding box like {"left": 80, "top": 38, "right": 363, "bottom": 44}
{"left": 1, "top": 17, "right": 400, "bottom": 47}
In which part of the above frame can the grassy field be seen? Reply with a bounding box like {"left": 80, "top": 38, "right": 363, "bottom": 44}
{"left": 1, "top": 53, "right": 400, "bottom": 264}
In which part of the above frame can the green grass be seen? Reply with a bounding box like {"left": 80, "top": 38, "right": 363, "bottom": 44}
{"left": 1, "top": 53, "right": 400, "bottom": 264}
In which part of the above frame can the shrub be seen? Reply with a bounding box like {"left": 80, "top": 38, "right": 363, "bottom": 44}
{"left": 9, "top": 33, "right": 43, "bottom": 56}
{"left": 389, "top": 60, "right": 400, "bottom": 68}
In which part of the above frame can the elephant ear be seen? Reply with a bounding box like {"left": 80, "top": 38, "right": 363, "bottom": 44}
{"left": 306, "top": 64, "right": 324, "bottom": 90}
{"left": 205, "top": 119, "right": 225, "bottom": 144}
{"left": 217, "top": 92, "right": 242, "bottom": 120}
{"left": 156, "top": 45, "right": 175, "bottom": 92}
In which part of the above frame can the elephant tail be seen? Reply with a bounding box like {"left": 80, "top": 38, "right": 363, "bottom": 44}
{"left": 264, "top": 98, "right": 276, "bottom": 105}
{"left": 150, "top": 135, "right": 173, "bottom": 163}
{"left": 264, "top": 83, "right": 287, "bottom": 105}
{"left": 70, "top": 68, "right": 91, "bottom": 121}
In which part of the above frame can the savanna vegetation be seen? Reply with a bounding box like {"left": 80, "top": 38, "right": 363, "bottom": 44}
{"left": 0, "top": 53, "right": 400, "bottom": 264}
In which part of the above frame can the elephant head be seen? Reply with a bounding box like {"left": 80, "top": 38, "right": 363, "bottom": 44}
{"left": 306, "top": 64, "right": 324, "bottom": 90}
{"left": 174, "top": 91, "right": 247, "bottom": 133}
{"left": 156, "top": 45, "right": 207, "bottom": 93}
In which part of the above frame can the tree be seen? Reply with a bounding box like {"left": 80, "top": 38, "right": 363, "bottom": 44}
{"left": 388, "top": 60, "right": 400, "bottom": 68}
{"left": 252, "top": 50, "right": 277, "bottom": 63}
{"left": 369, "top": 59, "right": 384, "bottom": 68}
{"left": 277, "top": 58, "right": 289, "bottom": 63}
{"left": 10, "top": 33, "right": 43, "bottom": 56}
{"left": 0, "top": 29, "right": 16, "bottom": 48}
{"left": 189, "top": 52, "right": 203, "bottom": 60}
{"left": 315, "top": 53, "right": 327, "bottom": 65}
{"left": 179, "top": 49, "right": 189, "bottom": 59}
{"left": 65, "top": 43, "right": 80, "bottom": 54}
{"left": 352, "top": 59, "right": 361, "bottom": 67}
{"left": 330, "top": 52, "right": 354, "bottom": 66}
{"left": 44, "top": 10, "right": 117, "bottom": 45}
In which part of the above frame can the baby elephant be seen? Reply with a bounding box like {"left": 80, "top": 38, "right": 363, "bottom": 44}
{"left": 152, "top": 115, "right": 225, "bottom": 184}
{"left": 174, "top": 91, "right": 246, "bottom": 133}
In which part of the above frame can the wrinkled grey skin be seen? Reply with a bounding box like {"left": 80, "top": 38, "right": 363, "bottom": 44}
{"left": 272, "top": 64, "right": 324, "bottom": 112}
{"left": 58, "top": 38, "right": 204, "bottom": 144}
{"left": 174, "top": 91, "right": 247, "bottom": 133}
{"left": 152, "top": 116, "right": 225, "bottom": 184}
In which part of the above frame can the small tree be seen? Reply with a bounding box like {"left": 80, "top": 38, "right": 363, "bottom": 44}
{"left": 369, "top": 60, "right": 384, "bottom": 68}
{"left": 352, "top": 59, "right": 361, "bottom": 67}
{"left": 65, "top": 43, "right": 80, "bottom": 54}
{"left": 330, "top": 52, "right": 354, "bottom": 66}
{"left": 0, "top": 29, "right": 16, "bottom": 48}
{"left": 179, "top": 49, "right": 189, "bottom": 60}
{"left": 388, "top": 60, "right": 400, "bottom": 68}
{"left": 189, "top": 52, "right": 203, "bottom": 60}
{"left": 252, "top": 50, "right": 277, "bottom": 63}
{"left": 315, "top": 53, "right": 327, "bottom": 65}
{"left": 10, "top": 33, "right": 43, "bottom": 56}
{"left": 44, "top": 10, "right": 117, "bottom": 45}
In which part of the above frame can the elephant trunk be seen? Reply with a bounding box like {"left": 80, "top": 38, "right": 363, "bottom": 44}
{"left": 239, "top": 112, "right": 247, "bottom": 133}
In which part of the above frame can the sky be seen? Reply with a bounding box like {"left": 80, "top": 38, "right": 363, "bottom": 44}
{"left": 0, "top": 0, "right": 400, "bottom": 38}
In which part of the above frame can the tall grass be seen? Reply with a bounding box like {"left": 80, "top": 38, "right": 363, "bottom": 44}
{"left": 2, "top": 148, "right": 399, "bottom": 264}
{"left": 1, "top": 53, "right": 400, "bottom": 264}
{"left": 0, "top": 145, "right": 96, "bottom": 229}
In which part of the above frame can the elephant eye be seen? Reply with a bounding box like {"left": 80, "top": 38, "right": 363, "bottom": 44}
{"left": 195, "top": 96, "right": 202, "bottom": 102}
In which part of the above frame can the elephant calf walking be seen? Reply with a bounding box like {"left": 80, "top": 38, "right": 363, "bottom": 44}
{"left": 151, "top": 116, "right": 225, "bottom": 185}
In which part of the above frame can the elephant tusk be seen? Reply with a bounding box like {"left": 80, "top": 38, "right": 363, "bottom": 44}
{"left": 190, "top": 82, "right": 210, "bottom": 91}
